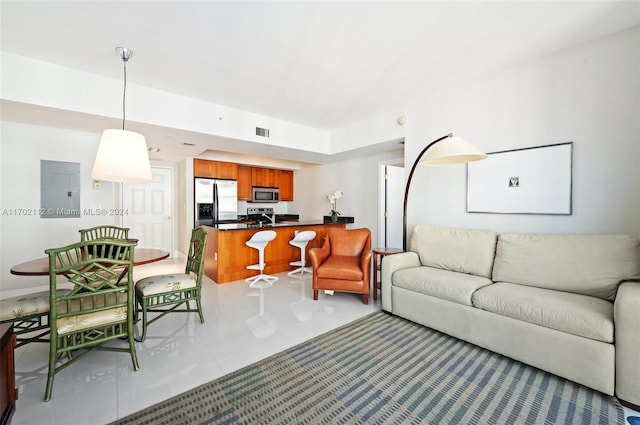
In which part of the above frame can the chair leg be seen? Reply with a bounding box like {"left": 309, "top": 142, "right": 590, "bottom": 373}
{"left": 313, "top": 290, "right": 318, "bottom": 300}
{"left": 246, "top": 273, "right": 278, "bottom": 288}
{"left": 139, "top": 302, "right": 149, "bottom": 342}
{"left": 363, "top": 294, "right": 369, "bottom": 305}
{"left": 128, "top": 324, "right": 139, "bottom": 371}
{"left": 44, "top": 336, "right": 57, "bottom": 401}
{"left": 197, "top": 298, "right": 205, "bottom": 324}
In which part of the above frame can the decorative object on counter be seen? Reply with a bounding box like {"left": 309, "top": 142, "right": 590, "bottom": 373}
{"left": 322, "top": 216, "right": 355, "bottom": 224}
{"left": 403, "top": 133, "right": 486, "bottom": 250}
{"left": 327, "top": 190, "right": 344, "bottom": 223}
{"left": 91, "top": 47, "right": 151, "bottom": 183}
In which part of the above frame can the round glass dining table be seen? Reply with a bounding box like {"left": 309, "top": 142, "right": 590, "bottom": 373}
{"left": 10, "top": 248, "right": 170, "bottom": 276}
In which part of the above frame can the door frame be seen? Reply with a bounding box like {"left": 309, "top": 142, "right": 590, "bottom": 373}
{"left": 377, "top": 157, "right": 405, "bottom": 248}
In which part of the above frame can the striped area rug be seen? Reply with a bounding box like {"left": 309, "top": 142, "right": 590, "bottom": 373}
{"left": 113, "top": 311, "right": 624, "bottom": 424}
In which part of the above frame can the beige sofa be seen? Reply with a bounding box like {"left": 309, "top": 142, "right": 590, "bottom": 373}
{"left": 381, "top": 225, "right": 640, "bottom": 408}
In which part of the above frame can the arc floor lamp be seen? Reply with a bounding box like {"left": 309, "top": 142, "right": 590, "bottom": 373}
{"left": 402, "top": 133, "right": 487, "bottom": 250}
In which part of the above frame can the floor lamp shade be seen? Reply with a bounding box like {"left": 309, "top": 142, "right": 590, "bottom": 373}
{"left": 420, "top": 136, "right": 488, "bottom": 165}
{"left": 91, "top": 129, "right": 152, "bottom": 183}
{"left": 402, "top": 133, "right": 487, "bottom": 250}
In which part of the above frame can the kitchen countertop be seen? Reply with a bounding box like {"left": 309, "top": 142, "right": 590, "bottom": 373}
{"left": 204, "top": 220, "right": 334, "bottom": 231}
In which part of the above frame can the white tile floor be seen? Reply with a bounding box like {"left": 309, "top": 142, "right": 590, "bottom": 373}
{"left": 11, "top": 258, "right": 379, "bottom": 424}
{"left": 10, "top": 257, "right": 640, "bottom": 424}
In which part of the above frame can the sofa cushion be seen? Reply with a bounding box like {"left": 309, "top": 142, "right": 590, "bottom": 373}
{"left": 410, "top": 225, "right": 497, "bottom": 279}
{"left": 392, "top": 266, "right": 493, "bottom": 306}
{"left": 316, "top": 256, "right": 363, "bottom": 281}
{"left": 492, "top": 233, "right": 640, "bottom": 301}
{"left": 472, "top": 282, "right": 614, "bottom": 343}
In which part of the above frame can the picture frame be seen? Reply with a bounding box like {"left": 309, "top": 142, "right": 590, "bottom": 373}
{"left": 466, "top": 142, "right": 573, "bottom": 215}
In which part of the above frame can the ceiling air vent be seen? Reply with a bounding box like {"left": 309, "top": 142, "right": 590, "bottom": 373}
{"left": 256, "top": 127, "right": 270, "bottom": 138}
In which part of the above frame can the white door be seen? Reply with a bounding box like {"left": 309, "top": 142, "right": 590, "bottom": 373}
{"left": 123, "top": 167, "right": 173, "bottom": 254}
{"left": 384, "top": 164, "right": 404, "bottom": 249}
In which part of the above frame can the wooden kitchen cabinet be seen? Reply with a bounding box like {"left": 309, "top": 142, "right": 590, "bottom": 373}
{"left": 194, "top": 159, "right": 238, "bottom": 180}
{"left": 251, "top": 167, "right": 278, "bottom": 188}
{"left": 216, "top": 161, "right": 238, "bottom": 180}
{"left": 277, "top": 169, "right": 294, "bottom": 201}
{"left": 202, "top": 223, "right": 345, "bottom": 284}
{"left": 237, "top": 165, "right": 252, "bottom": 201}
{"left": 194, "top": 158, "right": 216, "bottom": 177}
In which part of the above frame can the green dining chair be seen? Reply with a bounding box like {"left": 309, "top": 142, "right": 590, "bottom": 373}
{"left": 79, "top": 225, "right": 129, "bottom": 241}
{"left": 43, "top": 238, "right": 139, "bottom": 401}
{"left": 135, "top": 227, "right": 208, "bottom": 342}
{"left": 0, "top": 289, "right": 69, "bottom": 348}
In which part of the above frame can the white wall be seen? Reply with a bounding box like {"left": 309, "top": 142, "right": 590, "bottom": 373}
{"left": 334, "top": 26, "right": 640, "bottom": 239}
{"left": 0, "top": 121, "right": 117, "bottom": 294}
{"left": 292, "top": 148, "right": 404, "bottom": 246}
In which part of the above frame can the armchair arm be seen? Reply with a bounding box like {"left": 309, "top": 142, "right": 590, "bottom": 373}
{"left": 360, "top": 250, "right": 372, "bottom": 289}
{"left": 614, "top": 280, "right": 640, "bottom": 407}
{"left": 309, "top": 237, "right": 331, "bottom": 270}
{"left": 381, "top": 251, "right": 420, "bottom": 312}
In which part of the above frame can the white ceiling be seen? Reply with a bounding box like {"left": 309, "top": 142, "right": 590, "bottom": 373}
{"left": 1, "top": 1, "right": 639, "bottom": 163}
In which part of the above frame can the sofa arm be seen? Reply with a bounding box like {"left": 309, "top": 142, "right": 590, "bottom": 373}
{"left": 381, "top": 251, "right": 421, "bottom": 312}
{"left": 614, "top": 280, "right": 640, "bottom": 407}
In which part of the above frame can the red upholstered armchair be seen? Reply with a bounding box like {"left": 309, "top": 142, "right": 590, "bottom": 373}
{"left": 308, "top": 228, "right": 372, "bottom": 304}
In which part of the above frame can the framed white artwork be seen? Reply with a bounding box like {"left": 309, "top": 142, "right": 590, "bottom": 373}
{"left": 467, "top": 142, "right": 573, "bottom": 215}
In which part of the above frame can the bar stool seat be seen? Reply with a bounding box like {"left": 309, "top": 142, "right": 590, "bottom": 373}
{"left": 287, "top": 230, "right": 316, "bottom": 278}
{"left": 245, "top": 230, "right": 278, "bottom": 288}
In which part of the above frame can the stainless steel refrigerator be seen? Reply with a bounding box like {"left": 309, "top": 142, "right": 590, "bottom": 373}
{"left": 194, "top": 178, "right": 238, "bottom": 226}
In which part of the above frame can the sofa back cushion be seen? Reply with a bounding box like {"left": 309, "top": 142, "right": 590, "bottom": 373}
{"left": 492, "top": 233, "right": 640, "bottom": 301}
{"left": 410, "top": 225, "right": 498, "bottom": 279}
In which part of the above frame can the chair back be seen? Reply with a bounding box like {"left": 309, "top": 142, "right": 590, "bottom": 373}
{"left": 327, "top": 228, "right": 371, "bottom": 257}
{"left": 79, "top": 225, "right": 130, "bottom": 241}
{"left": 45, "top": 239, "right": 137, "bottom": 342}
{"left": 185, "top": 227, "right": 209, "bottom": 286}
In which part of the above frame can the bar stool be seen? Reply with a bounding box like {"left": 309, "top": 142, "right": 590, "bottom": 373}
{"left": 245, "top": 230, "right": 278, "bottom": 288}
{"left": 287, "top": 230, "right": 316, "bottom": 277}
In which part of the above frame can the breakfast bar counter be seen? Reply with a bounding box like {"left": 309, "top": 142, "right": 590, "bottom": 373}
{"left": 202, "top": 222, "right": 346, "bottom": 283}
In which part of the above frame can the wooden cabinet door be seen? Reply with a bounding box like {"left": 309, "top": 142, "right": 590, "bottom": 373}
{"left": 278, "top": 169, "right": 294, "bottom": 201}
{"left": 251, "top": 167, "right": 278, "bottom": 187}
{"left": 194, "top": 159, "right": 238, "bottom": 179}
{"left": 237, "top": 165, "right": 252, "bottom": 200}
{"left": 194, "top": 159, "right": 216, "bottom": 178}
{"left": 216, "top": 161, "right": 238, "bottom": 180}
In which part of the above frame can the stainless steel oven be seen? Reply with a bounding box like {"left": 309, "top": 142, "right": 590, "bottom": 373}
{"left": 251, "top": 187, "right": 279, "bottom": 203}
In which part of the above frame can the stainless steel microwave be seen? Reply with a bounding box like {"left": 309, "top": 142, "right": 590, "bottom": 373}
{"left": 251, "top": 186, "right": 279, "bottom": 203}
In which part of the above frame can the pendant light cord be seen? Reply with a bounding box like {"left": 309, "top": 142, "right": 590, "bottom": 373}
{"left": 122, "top": 60, "right": 127, "bottom": 131}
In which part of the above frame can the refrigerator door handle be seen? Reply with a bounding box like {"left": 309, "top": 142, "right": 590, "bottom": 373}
{"left": 213, "top": 182, "right": 219, "bottom": 224}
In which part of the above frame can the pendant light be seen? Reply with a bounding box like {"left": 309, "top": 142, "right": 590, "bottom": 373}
{"left": 91, "top": 47, "right": 152, "bottom": 183}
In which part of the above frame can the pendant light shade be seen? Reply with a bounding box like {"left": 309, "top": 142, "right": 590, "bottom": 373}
{"left": 91, "top": 47, "right": 152, "bottom": 183}
{"left": 91, "top": 129, "right": 152, "bottom": 182}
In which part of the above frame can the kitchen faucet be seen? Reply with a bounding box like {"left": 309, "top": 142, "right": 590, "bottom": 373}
{"left": 262, "top": 213, "right": 276, "bottom": 224}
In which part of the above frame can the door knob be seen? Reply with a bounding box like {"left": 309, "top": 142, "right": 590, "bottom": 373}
{"left": 165, "top": 216, "right": 172, "bottom": 220}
